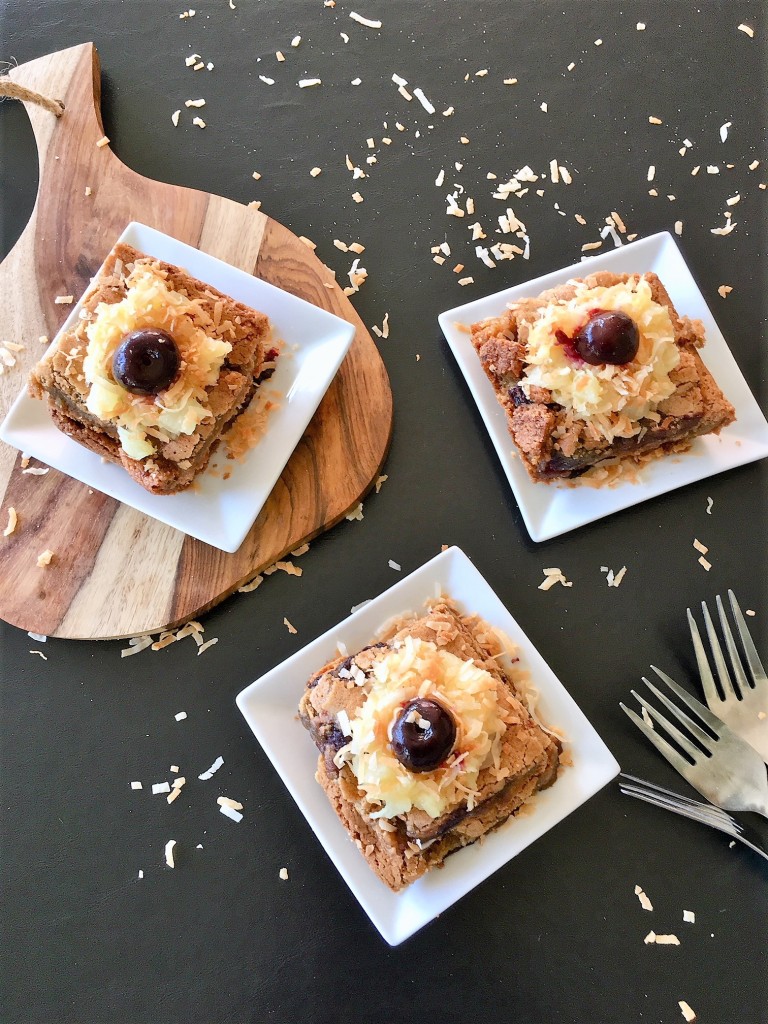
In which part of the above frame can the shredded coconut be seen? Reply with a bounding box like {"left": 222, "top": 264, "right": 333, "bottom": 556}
{"left": 634, "top": 884, "right": 653, "bottom": 911}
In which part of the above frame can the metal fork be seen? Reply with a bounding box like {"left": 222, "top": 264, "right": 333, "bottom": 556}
{"left": 620, "top": 665, "right": 768, "bottom": 817}
{"left": 688, "top": 590, "right": 768, "bottom": 763}
{"left": 619, "top": 774, "right": 768, "bottom": 863}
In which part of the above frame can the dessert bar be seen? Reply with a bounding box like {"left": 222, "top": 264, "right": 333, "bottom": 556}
{"left": 471, "top": 271, "right": 735, "bottom": 482}
{"left": 299, "top": 599, "right": 561, "bottom": 891}
{"left": 29, "top": 243, "right": 271, "bottom": 494}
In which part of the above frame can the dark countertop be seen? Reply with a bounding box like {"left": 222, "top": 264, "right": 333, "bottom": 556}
{"left": 1, "top": 2, "right": 766, "bottom": 1022}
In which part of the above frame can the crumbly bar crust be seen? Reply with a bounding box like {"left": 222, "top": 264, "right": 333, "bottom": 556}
{"left": 29, "top": 243, "right": 270, "bottom": 494}
{"left": 471, "top": 271, "right": 735, "bottom": 482}
{"left": 298, "top": 600, "right": 561, "bottom": 891}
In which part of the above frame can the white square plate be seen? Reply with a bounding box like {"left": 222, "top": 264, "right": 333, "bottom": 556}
{"left": 438, "top": 232, "right": 768, "bottom": 542}
{"left": 236, "top": 546, "right": 619, "bottom": 945}
{"left": 0, "top": 222, "right": 355, "bottom": 553}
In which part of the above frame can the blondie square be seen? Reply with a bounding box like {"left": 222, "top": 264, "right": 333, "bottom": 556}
{"left": 29, "top": 243, "right": 271, "bottom": 494}
{"left": 471, "top": 271, "right": 735, "bottom": 482}
{"left": 298, "top": 599, "right": 561, "bottom": 891}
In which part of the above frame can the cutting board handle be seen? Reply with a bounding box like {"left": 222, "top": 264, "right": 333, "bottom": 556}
{"left": 6, "top": 43, "right": 105, "bottom": 158}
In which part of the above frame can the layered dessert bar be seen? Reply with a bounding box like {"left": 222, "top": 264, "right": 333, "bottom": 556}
{"left": 29, "top": 243, "right": 271, "bottom": 494}
{"left": 298, "top": 599, "right": 561, "bottom": 891}
{"left": 471, "top": 271, "right": 735, "bottom": 482}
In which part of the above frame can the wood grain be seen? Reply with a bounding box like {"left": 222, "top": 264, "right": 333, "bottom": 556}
{"left": 0, "top": 43, "right": 393, "bottom": 640}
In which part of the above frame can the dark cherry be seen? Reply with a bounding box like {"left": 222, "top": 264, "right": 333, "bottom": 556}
{"left": 391, "top": 698, "right": 456, "bottom": 773}
{"left": 112, "top": 328, "right": 181, "bottom": 394}
{"left": 573, "top": 309, "right": 639, "bottom": 366}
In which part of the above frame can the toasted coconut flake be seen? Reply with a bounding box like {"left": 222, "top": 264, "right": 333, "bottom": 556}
{"left": 185, "top": 98, "right": 205, "bottom": 108}
{"left": 298, "top": 78, "right": 322, "bottom": 88}
{"left": 539, "top": 568, "right": 573, "bottom": 590}
{"left": 276, "top": 50, "right": 285, "bottom": 61}
{"left": 634, "top": 884, "right": 654, "bottom": 911}
{"left": 352, "top": 191, "right": 364, "bottom": 203}
{"left": 458, "top": 276, "right": 474, "bottom": 286}
{"left": 298, "top": 236, "right": 317, "bottom": 250}
{"left": 121, "top": 636, "right": 153, "bottom": 658}
{"left": 54, "top": 295, "right": 74, "bottom": 304}
{"left": 167, "top": 787, "right": 182, "bottom": 804}
{"left": 96, "top": 135, "right": 110, "bottom": 148}
{"left": 218, "top": 796, "right": 243, "bottom": 811}
{"left": 349, "top": 241, "right": 365, "bottom": 254}
{"left": 3, "top": 507, "right": 17, "bottom": 536}
{"left": 131, "top": 781, "right": 142, "bottom": 790}
{"left": 737, "top": 23, "right": 754, "bottom": 37}
{"left": 36, "top": 549, "right": 54, "bottom": 567}
{"left": 503, "top": 77, "right": 518, "bottom": 84}
{"left": 22, "top": 466, "right": 49, "bottom": 476}
{"left": 674, "top": 220, "right": 683, "bottom": 236}
{"left": 197, "top": 637, "right": 218, "bottom": 656}
{"left": 164, "top": 840, "right": 176, "bottom": 868}
{"left": 283, "top": 617, "right": 297, "bottom": 634}
{"left": 679, "top": 1002, "right": 696, "bottom": 1022}
{"left": 192, "top": 116, "right": 206, "bottom": 128}
{"left": 582, "top": 241, "right": 603, "bottom": 252}
{"left": 698, "top": 556, "right": 712, "bottom": 571}
{"left": 693, "top": 538, "right": 708, "bottom": 555}
{"left": 346, "top": 502, "right": 364, "bottom": 521}
{"left": 648, "top": 116, "right": 662, "bottom": 125}
{"left": 375, "top": 474, "right": 388, "bottom": 492}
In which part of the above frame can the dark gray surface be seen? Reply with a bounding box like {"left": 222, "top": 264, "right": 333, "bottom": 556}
{"left": 1, "top": 2, "right": 767, "bottom": 1022}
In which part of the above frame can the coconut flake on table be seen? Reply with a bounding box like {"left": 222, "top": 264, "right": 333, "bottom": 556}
{"left": 283, "top": 617, "right": 298, "bottom": 635}
{"left": 171, "top": 110, "right": 181, "bottom": 126}
{"left": 279, "top": 867, "right": 289, "bottom": 880}
{"left": 152, "top": 782, "right": 171, "bottom": 795}
{"left": 678, "top": 1002, "right": 697, "bottom": 1022}
{"left": 36, "top": 549, "right": 54, "bottom": 567}
{"left": 164, "top": 840, "right": 176, "bottom": 868}
{"left": 539, "top": 568, "right": 573, "bottom": 591}
{"left": 413, "top": 88, "right": 435, "bottom": 114}
{"left": 29, "top": 650, "right": 47, "bottom": 659}
{"left": 388, "top": 559, "right": 401, "bottom": 571}
{"left": 634, "top": 885, "right": 653, "bottom": 911}
{"left": 27, "top": 631, "right": 47, "bottom": 642}
{"left": 349, "top": 11, "right": 381, "bottom": 28}
{"left": 298, "top": 79, "right": 322, "bottom": 88}
{"left": 683, "top": 910, "right": 695, "bottom": 923}
{"left": 346, "top": 502, "right": 364, "bottom": 521}
{"left": 130, "top": 781, "right": 143, "bottom": 791}
{"left": 198, "top": 757, "right": 224, "bottom": 780}
{"left": 259, "top": 75, "right": 275, "bottom": 85}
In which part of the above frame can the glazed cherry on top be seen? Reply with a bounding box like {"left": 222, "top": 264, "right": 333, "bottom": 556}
{"left": 112, "top": 328, "right": 181, "bottom": 395}
{"left": 572, "top": 309, "right": 640, "bottom": 366}
{"left": 391, "top": 697, "right": 457, "bottom": 773}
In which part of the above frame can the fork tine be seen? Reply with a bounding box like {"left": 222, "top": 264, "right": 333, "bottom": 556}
{"left": 649, "top": 665, "right": 730, "bottom": 735}
{"left": 620, "top": 702, "right": 699, "bottom": 784}
{"left": 702, "top": 600, "right": 738, "bottom": 700}
{"left": 688, "top": 607, "right": 722, "bottom": 708}
{"left": 634, "top": 682, "right": 711, "bottom": 758}
{"left": 642, "top": 676, "right": 715, "bottom": 750}
{"left": 729, "top": 590, "right": 767, "bottom": 691}
{"left": 717, "top": 594, "right": 751, "bottom": 696}
{"left": 619, "top": 783, "right": 736, "bottom": 830}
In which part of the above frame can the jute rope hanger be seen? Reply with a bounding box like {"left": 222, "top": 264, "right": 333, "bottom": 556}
{"left": 0, "top": 79, "right": 65, "bottom": 117}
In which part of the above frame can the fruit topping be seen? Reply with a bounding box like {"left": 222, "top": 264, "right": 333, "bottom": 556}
{"left": 112, "top": 328, "right": 181, "bottom": 394}
{"left": 391, "top": 698, "right": 457, "bottom": 773}
{"left": 573, "top": 309, "right": 640, "bottom": 365}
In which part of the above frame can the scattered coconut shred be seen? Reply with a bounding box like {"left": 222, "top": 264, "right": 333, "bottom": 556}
{"left": 3, "top": 507, "right": 17, "bottom": 536}
{"left": 644, "top": 931, "right": 680, "bottom": 945}
{"left": 120, "top": 619, "right": 218, "bottom": 658}
{"left": 601, "top": 565, "right": 628, "bottom": 588}
{"left": 679, "top": 1000, "right": 697, "bottom": 1022}
{"left": 218, "top": 796, "right": 244, "bottom": 822}
{"left": 634, "top": 884, "right": 653, "bottom": 911}
{"left": 539, "top": 568, "right": 573, "bottom": 591}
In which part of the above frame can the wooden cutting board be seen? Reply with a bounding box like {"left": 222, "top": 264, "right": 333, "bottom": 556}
{"left": 0, "top": 43, "right": 393, "bottom": 640}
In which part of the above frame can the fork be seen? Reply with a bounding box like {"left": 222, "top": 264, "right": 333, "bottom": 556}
{"left": 619, "top": 773, "right": 768, "bottom": 863}
{"left": 688, "top": 590, "right": 768, "bottom": 763}
{"left": 620, "top": 665, "right": 768, "bottom": 817}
